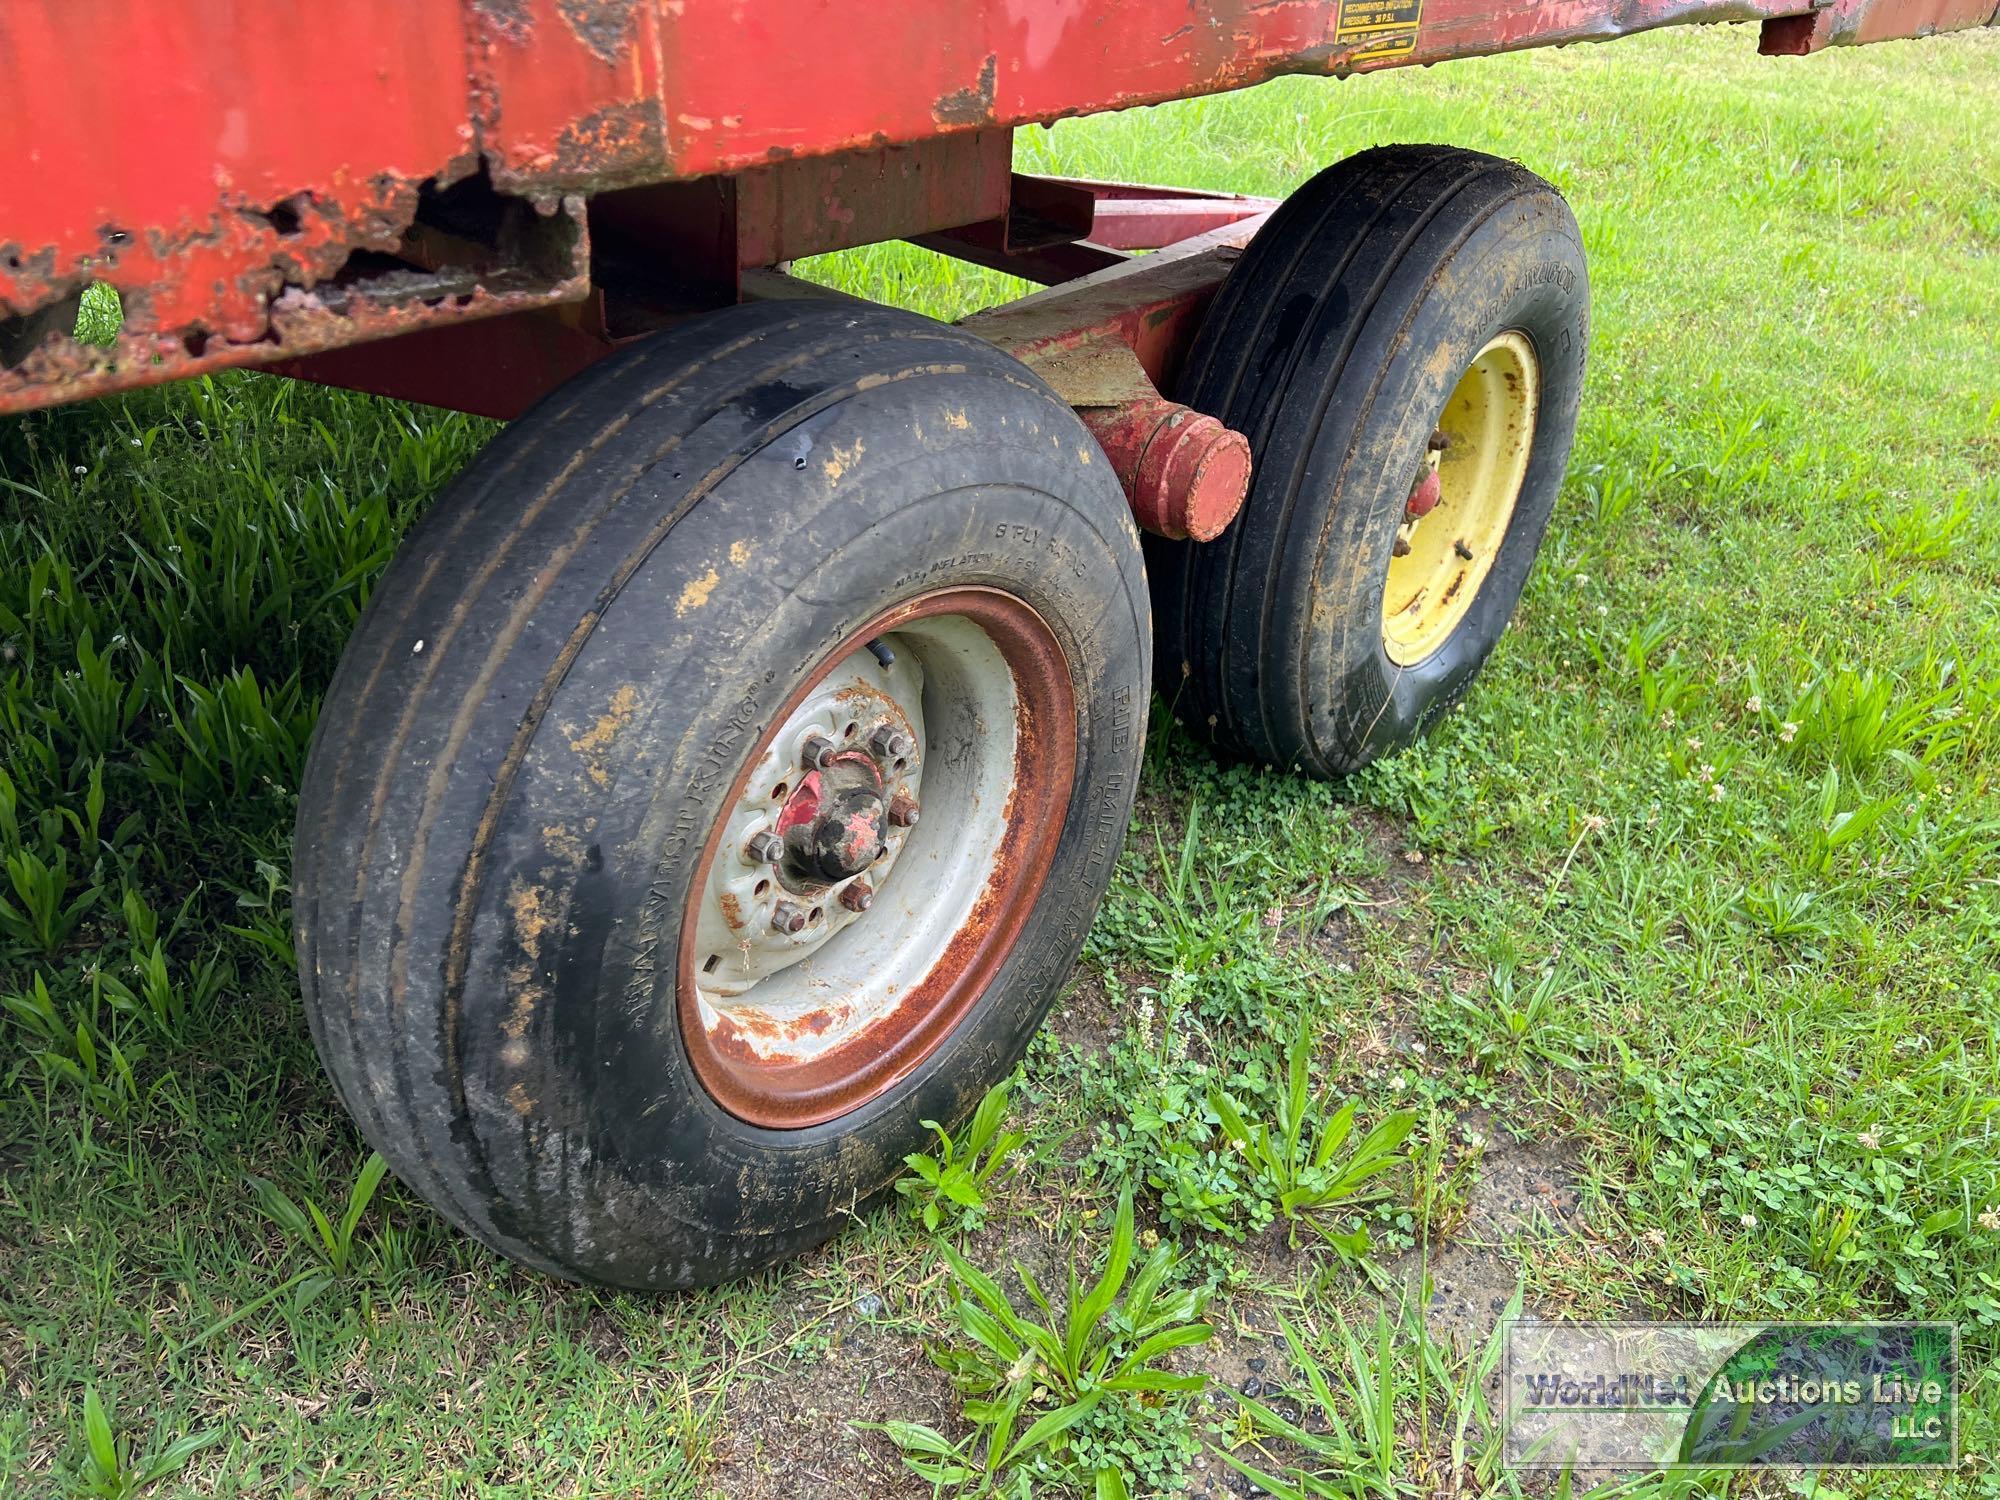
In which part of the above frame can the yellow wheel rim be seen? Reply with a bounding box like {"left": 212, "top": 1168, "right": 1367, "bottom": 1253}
{"left": 1381, "top": 331, "right": 1540, "bottom": 666}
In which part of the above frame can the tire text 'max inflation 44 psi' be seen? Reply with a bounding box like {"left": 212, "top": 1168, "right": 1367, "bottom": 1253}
{"left": 295, "top": 303, "right": 1148, "bottom": 1289}
{"left": 1151, "top": 145, "right": 1589, "bottom": 776}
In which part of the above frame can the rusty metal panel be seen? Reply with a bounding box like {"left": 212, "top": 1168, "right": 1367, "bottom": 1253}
{"left": 471, "top": 0, "right": 669, "bottom": 192}
{"left": 3, "top": 0, "right": 1993, "bottom": 418}
{"left": 0, "top": 4, "right": 473, "bottom": 337}
{"left": 643, "top": 0, "right": 1999, "bottom": 182}
{"left": 0, "top": 1, "right": 597, "bottom": 413}
{"left": 1762, "top": 0, "right": 1995, "bottom": 49}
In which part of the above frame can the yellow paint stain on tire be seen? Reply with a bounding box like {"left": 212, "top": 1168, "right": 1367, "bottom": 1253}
{"left": 676, "top": 567, "right": 721, "bottom": 615}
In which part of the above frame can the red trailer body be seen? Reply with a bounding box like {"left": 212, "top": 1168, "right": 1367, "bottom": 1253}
{"left": 2, "top": 0, "right": 1991, "bottom": 420}
{"left": 4, "top": 0, "right": 1990, "bottom": 1293}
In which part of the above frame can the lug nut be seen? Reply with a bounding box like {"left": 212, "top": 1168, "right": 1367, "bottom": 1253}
{"left": 839, "top": 880, "right": 874, "bottom": 913}
{"left": 888, "top": 793, "right": 920, "bottom": 828}
{"left": 772, "top": 901, "right": 809, "bottom": 935}
{"left": 1427, "top": 429, "right": 1452, "bottom": 452}
{"left": 867, "top": 724, "right": 914, "bottom": 761}
{"left": 744, "top": 831, "right": 784, "bottom": 864}
{"left": 800, "top": 733, "right": 837, "bottom": 770}
{"left": 1392, "top": 535, "right": 1413, "bottom": 558}
{"left": 1453, "top": 538, "right": 1475, "bottom": 561}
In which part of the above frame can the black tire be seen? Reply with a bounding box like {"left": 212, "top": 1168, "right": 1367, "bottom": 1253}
{"left": 1149, "top": 145, "right": 1588, "bottom": 775}
{"left": 293, "top": 302, "right": 1148, "bottom": 1288}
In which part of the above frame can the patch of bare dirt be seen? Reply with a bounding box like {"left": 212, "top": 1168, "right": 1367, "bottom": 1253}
{"left": 1390, "top": 1106, "right": 1584, "bottom": 1354}
{"left": 1046, "top": 961, "right": 1124, "bottom": 1059}
{"left": 708, "top": 1213, "right": 1084, "bottom": 1499}
{"left": 707, "top": 1312, "right": 946, "bottom": 1499}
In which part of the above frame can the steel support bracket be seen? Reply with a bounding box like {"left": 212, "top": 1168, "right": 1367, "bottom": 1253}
{"left": 961, "top": 218, "right": 1271, "bottom": 541}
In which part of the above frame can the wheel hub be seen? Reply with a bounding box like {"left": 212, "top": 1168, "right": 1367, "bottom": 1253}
{"left": 696, "top": 654, "right": 924, "bottom": 990}
{"left": 678, "top": 588, "right": 1076, "bottom": 1128}
{"left": 1382, "top": 330, "right": 1540, "bottom": 666}
{"left": 776, "top": 753, "right": 888, "bottom": 886}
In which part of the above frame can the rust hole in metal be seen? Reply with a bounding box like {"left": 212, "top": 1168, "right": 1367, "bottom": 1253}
{"left": 5, "top": 163, "right": 593, "bottom": 415}
{"left": 243, "top": 196, "right": 307, "bottom": 238}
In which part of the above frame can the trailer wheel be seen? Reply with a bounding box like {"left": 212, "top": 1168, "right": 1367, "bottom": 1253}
{"left": 293, "top": 302, "right": 1147, "bottom": 1287}
{"left": 1151, "top": 145, "right": 1588, "bottom": 774}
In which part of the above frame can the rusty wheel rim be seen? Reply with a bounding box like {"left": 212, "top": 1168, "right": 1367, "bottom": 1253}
{"left": 677, "top": 587, "right": 1076, "bottom": 1129}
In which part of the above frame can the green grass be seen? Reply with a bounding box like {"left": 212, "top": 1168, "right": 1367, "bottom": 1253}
{"left": 3, "top": 22, "right": 1998, "bottom": 1498}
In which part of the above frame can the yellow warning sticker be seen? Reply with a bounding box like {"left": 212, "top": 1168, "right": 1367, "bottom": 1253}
{"left": 1333, "top": 0, "right": 1422, "bottom": 62}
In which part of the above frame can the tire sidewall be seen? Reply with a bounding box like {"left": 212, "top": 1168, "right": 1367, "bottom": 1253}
{"left": 455, "top": 372, "right": 1145, "bottom": 1284}
{"left": 1310, "top": 194, "right": 1588, "bottom": 766}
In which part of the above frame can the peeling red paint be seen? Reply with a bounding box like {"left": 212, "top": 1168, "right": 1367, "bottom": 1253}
{"left": 3, "top": 0, "right": 1989, "bottom": 417}
{"left": 6, "top": 257, "right": 589, "bottom": 411}
{"left": 1080, "top": 398, "right": 1252, "bottom": 542}
{"left": 773, "top": 771, "right": 825, "bottom": 838}
{"left": 962, "top": 219, "right": 1269, "bottom": 396}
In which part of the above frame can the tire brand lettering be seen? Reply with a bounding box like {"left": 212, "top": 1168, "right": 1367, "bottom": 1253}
{"left": 1523, "top": 262, "right": 1576, "bottom": 293}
